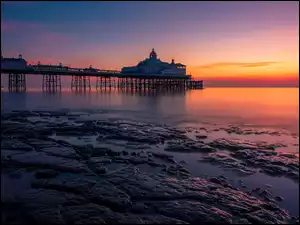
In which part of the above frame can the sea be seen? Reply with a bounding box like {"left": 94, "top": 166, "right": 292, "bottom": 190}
{"left": 1, "top": 80, "right": 299, "bottom": 217}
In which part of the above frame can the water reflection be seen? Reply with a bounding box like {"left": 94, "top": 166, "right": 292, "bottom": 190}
{"left": 2, "top": 92, "right": 28, "bottom": 111}
{"left": 1, "top": 88, "right": 298, "bottom": 135}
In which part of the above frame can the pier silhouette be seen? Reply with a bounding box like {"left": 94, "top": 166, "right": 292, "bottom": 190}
{"left": 1, "top": 52, "right": 203, "bottom": 92}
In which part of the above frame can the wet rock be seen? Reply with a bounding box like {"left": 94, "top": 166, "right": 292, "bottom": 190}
{"left": 1, "top": 140, "right": 34, "bottom": 152}
{"left": 209, "top": 177, "right": 223, "bottom": 185}
{"left": 200, "top": 152, "right": 256, "bottom": 176}
{"left": 15, "top": 188, "right": 87, "bottom": 208}
{"left": 165, "top": 141, "right": 216, "bottom": 153}
{"left": 265, "top": 184, "right": 273, "bottom": 188}
{"left": 1, "top": 149, "right": 25, "bottom": 162}
{"left": 234, "top": 218, "right": 251, "bottom": 224}
{"left": 7, "top": 151, "right": 89, "bottom": 173}
{"left": 84, "top": 180, "right": 132, "bottom": 212}
{"left": 35, "top": 170, "right": 59, "bottom": 179}
{"left": 151, "top": 152, "right": 176, "bottom": 163}
{"left": 129, "top": 157, "right": 148, "bottom": 165}
{"left": 91, "top": 147, "right": 112, "bottom": 157}
{"left": 209, "top": 138, "right": 259, "bottom": 151}
{"left": 241, "top": 183, "right": 247, "bottom": 188}
{"left": 131, "top": 202, "right": 148, "bottom": 213}
{"left": 8, "top": 170, "right": 23, "bottom": 179}
{"left": 1, "top": 111, "right": 297, "bottom": 224}
{"left": 279, "top": 153, "right": 298, "bottom": 159}
{"left": 31, "top": 177, "right": 96, "bottom": 196}
{"left": 275, "top": 196, "right": 284, "bottom": 201}
{"left": 164, "top": 144, "right": 190, "bottom": 152}
{"left": 40, "top": 146, "right": 79, "bottom": 159}
{"left": 60, "top": 203, "right": 107, "bottom": 224}
{"left": 196, "top": 135, "right": 208, "bottom": 139}
{"left": 89, "top": 157, "right": 112, "bottom": 164}
{"left": 95, "top": 166, "right": 108, "bottom": 174}
{"left": 229, "top": 148, "right": 299, "bottom": 181}
{"left": 199, "top": 145, "right": 216, "bottom": 152}
{"left": 76, "top": 145, "right": 93, "bottom": 159}
{"left": 25, "top": 207, "right": 66, "bottom": 224}
{"left": 166, "top": 165, "right": 190, "bottom": 177}
{"left": 106, "top": 149, "right": 121, "bottom": 157}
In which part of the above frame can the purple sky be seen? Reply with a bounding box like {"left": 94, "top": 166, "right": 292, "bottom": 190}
{"left": 1, "top": 1, "right": 299, "bottom": 87}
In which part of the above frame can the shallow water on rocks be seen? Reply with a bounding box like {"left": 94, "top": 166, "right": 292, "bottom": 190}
{"left": 1, "top": 88, "right": 299, "bottom": 223}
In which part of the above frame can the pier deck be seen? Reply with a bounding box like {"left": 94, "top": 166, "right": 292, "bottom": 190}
{"left": 1, "top": 67, "right": 203, "bottom": 92}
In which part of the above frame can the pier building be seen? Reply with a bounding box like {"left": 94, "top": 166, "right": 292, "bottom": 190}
{"left": 121, "top": 49, "right": 187, "bottom": 76}
{"left": 1, "top": 54, "right": 27, "bottom": 70}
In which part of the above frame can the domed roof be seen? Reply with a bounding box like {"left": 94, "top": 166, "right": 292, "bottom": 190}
{"left": 149, "top": 48, "right": 157, "bottom": 59}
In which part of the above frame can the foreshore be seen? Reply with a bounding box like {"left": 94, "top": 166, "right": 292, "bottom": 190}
{"left": 1, "top": 110, "right": 299, "bottom": 224}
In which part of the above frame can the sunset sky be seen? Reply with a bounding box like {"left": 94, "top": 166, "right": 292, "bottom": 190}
{"left": 1, "top": 1, "right": 299, "bottom": 87}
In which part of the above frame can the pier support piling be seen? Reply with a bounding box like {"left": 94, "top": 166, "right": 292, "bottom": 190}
{"left": 8, "top": 73, "right": 26, "bottom": 92}
{"left": 42, "top": 74, "right": 61, "bottom": 92}
{"left": 71, "top": 75, "right": 91, "bottom": 91}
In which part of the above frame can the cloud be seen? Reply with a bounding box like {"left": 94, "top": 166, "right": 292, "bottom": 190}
{"left": 197, "top": 61, "right": 280, "bottom": 69}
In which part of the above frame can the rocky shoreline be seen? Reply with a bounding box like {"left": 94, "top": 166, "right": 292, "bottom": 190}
{"left": 1, "top": 110, "right": 299, "bottom": 224}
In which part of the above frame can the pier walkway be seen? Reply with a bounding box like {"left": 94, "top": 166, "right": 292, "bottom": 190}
{"left": 1, "top": 66, "right": 203, "bottom": 92}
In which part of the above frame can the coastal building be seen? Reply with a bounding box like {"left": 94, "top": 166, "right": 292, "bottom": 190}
{"left": 1, "top": 54, "right": 27, "bottom": 70}
{"left": 121, "top": 49, "right": 187, "bottom": 76}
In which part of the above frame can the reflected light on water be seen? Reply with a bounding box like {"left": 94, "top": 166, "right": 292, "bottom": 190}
{"left": 1, "top": 87, "right": 299, "bottom": 135}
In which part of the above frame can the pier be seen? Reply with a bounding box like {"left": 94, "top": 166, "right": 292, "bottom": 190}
{"left": 1, "top": 68, "right": 203, "bottom": 92}
{"left": 1, "top": 51, "right": 203, "bottom": 92}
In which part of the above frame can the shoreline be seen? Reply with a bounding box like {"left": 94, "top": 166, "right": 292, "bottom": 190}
{"left": 1, "top": 110, "right": 299, "bottom": 223}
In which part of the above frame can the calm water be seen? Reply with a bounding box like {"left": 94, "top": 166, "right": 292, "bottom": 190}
{"left": 1, "top": 87, "right": 299, "bottom": 216}
{"left": 1, "top": 87, "right": 299, "bottom": 135}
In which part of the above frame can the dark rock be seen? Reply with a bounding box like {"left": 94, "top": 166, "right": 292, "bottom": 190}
{"left": 151, "top": 152, "right": 175, "bottom": 163}
{"left": 179, "top": 160, "right": 188, "bottom": 164}
{"left": 35, "top": 170, "right": 59, "bottom": 179}
{"left": 41, "top": 146, "right": 79, "bottom": 159}
{"left": 275, "top": 196, "right": 284, "bottom": 201}
{"left": 196, "top": 135, "right": 208, "bottom": 139}
{"left": 8, "top": 151, "right": 89, "bottom": 173}
{"left": 89, "top": 157, "right": 112, "bottom": 164}
{"left": 96, "top": 166, "right": 108, "bottom": 174}
{"left": 1, "top": 111, "right": 296, "bottom": 224}
{"left": 8, "top": 170, "right": 23, "bottom": 179}
{"left": 209, "top": 177, "right": 223, "bottom": 185}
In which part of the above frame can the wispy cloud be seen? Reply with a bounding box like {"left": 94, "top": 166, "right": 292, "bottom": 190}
{"left": 197, "top": 61, "right": 280, "bottom": 69}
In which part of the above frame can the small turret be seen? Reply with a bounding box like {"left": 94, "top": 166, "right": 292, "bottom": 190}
{"left": 18, "top": 54, "right": 22, "bottom": 59}
{"left": 171, "top": 59, "right": 175, "bottom": 64}
{"left": 149, "top": 48, "right": 157, "bottom": 60}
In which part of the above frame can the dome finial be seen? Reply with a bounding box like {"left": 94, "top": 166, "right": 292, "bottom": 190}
{"left": 149, "top": 48, "right": 157, "bottom": 59}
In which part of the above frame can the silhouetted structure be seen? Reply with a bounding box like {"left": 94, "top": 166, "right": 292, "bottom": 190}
{"left": 1, "top": 52, "right": 203, "bottom": 92}
{"left": 122, "top": 49, "right": 187, "bottom": 75}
